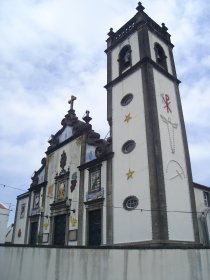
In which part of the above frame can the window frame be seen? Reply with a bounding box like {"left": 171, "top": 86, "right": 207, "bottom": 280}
{"left": 118, "top": 45, "right": 132, "bottom": 74}
{"left": 88, "top": 165, "right": 101, "bottom": 193}
{"left": 154, "top": 42, "right": 168, "bottom": 71}
{"left": 123, "top": 196, "right": 139, "bottom": 211}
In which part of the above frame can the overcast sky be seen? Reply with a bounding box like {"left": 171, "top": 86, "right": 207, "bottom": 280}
{"left": 0, "top": 0, "right": 210, "bottom": 224}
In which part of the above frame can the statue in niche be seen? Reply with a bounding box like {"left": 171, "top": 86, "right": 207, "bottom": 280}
{"left": 60, "top": 151, "right": 67, "bottom": 170}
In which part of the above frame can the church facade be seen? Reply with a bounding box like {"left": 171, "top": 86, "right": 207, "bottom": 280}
{"left": 13, "top": 3, "right": 201, "bottom": 246}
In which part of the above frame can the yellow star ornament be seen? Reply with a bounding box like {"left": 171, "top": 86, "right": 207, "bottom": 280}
{"left": 76, "top": 137, "right": 82, "bottom": 145}
{"left": 70, "top": 216, "right": 77, "bottom": 227}
{"left": 44, "top": 223, "right": 49, "bottom": 230}
{"left": 124, "top": 113, "right": 132, "bottom": 123}
{"left": 126, "top": 169, "right": 134, "bottom": 180}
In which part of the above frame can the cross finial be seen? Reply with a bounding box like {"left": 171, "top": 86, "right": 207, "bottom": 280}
{"left": 68, "top": 95, "right": 77, "bottom": 111}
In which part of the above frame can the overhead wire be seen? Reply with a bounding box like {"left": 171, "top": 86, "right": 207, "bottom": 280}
{"left": 0, "top": 183, "right": 26, "bottom": 192}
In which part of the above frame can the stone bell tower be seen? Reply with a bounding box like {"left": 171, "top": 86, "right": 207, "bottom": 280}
{"left": 105, "top": 2, "right": 199, "bottom": 245}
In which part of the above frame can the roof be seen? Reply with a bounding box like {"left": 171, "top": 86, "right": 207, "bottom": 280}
{"left": 0, "top": 202, "right": 8, "bottom": 209}
{"left": 193, "top": 182, "right": 210, "bottom": 192}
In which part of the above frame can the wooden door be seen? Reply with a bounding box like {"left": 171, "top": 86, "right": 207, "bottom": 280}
{"left": 30, "top": 222, "right": 38, "bottom": 245}
{"left": 88, "top": 209, "right": 101, "bottom": 246}
{"left": 53, "top": 215, "right": 66, "bottom": 245}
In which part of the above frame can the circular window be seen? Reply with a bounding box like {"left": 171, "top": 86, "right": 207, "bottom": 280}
{"left": 121, "top": 93, "right": 133, "bottom": 106}
{"left": 123, "top": 196, "right": 139, "bottom": 211}
{"left": 122, "top": 140, "right": 136, "bottom": 154}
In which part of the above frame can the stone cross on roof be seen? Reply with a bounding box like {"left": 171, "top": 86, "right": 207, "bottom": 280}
{"left": 68, "top": 95, "right": 77, "bottom": 111}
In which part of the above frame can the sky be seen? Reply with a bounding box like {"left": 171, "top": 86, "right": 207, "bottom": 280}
{"left": 0, "top": 0, "right": 210, "bottom": 225}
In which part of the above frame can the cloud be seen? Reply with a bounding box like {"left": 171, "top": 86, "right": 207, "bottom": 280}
{"left": 0, "top": 0, "right": 210, "bottom": 224}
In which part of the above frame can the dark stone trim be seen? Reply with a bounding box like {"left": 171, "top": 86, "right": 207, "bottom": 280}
{"left": 194, "top": 182, "right": 210, "bottom": 192}
{"left": 12, "top": 198, "right": 19, "bottom": 244}
{"left": 105, "top": 12, "right": 173, "bottom": 53}
{"left": 77, "top": 134, "right": 86, "bottom": 245}
{"left": 3, "top": 241, "right": 207, "bottom": 250}
{"left": 104, "top": 57, "right": 180, "bottom": 90}
{"left": 141, "top": 61, "right": 168, "bottom": 240}
{"left": 106, "top": 49, "right": 112, "bottom": 84}
{"left": 85, "top": 204, "right": 104, "bottom": 246}
{"left": 174, "top": 84, "right": 200, "bottom": 242}
{"left": 106, "top": 46, "right": 113, "bottom": 135}
{"left": 25, "top": 193, "right": 32, "bottom": 244}
{"left": 84, "top": 197, "right": 104, "bottom": 206}
{"left": 29, "top": 181, "right": 47, "bottom": 192}
{"left": 138, "top": 25, "right": 151, "bottom": 59}
{"left": 17, "top": 192, "right": 30, "bottom": 199}
{"left": 45, "top": 127, "right": 91, "bottom": 156}
{"left": 39, "top": 185, "right": 47, "bottom": 241}
{"left": 50, "top": 199, "right": 68, "bottom": 210}
{"left": 28, "top": 213, "right": 41, "bottom": 218}
{"left": 168, "top": 46, "right": 177, "bottom": 78}
{"left": 106, "top": 157, "right": 113, "bottom": 245}
{"left": 54, "top": 171, "right": 70, "bottom": 181}
{"left": 78, "top": 152, "right": 114, "bottom": 171}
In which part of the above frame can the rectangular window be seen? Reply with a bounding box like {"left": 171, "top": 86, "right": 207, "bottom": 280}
{"left": 33, "top": 192, "right": 40, "bottom": 209}
{"left": 89, "top": 168, "right": 101, "bottom": 193}
{"left": 56, "top": 181, "right": 66, "bottom": 201}
{"left": 203, "top": 191, "right": 210, "bottom": 207}
{"left": 20, "top": 203, "right": 26, "bottom": 218}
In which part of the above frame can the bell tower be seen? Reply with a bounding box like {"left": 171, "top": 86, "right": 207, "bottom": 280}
{"left": 105, "top": 3, "right": 199, "bottom": 245}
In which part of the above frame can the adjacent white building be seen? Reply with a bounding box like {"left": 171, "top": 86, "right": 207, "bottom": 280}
{"left": 194, "top": 183, "right": 210, "bottom": 245}
{"left": 0, "top": 202, "right": 9, "bottom": 243}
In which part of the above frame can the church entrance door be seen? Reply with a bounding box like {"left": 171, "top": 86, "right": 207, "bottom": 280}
{"left": 88, "top": 209, "right": 101, "bottom": 246}
{"left": 53, "top": 215, "right": 66, "bottom": 245}
{"left": 30, "top": 221, "right": 38, "bottom": 245}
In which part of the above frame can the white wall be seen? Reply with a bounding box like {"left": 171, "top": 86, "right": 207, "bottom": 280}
{"left": 0, "top": 246, "right": 210, "bottom": 280}
{"left": 148, "top": 31, "right": 173, "bottom": 75}
{"left": 111, "top": 32, "right": 140, "bottom": 80}
{"left": 112, "top": 70, "right": 152, "bottom": 243}
{"left": 194, "top": 188, "right": 207, "bottom": 212}
{"left": 45, "top": 137, "right": 82, "bottom": 245}
{"left": 0, "top": 208, "right": 9, "bottom": 243}
{"left": 13, "top": 197, "right": 29, "bottom": 244}
{"left": 153, "top": 69, "right": 194, "bottom": 241}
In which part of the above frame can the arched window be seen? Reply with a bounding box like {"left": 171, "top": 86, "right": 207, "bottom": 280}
{"left": 154, "top": 43, "right": 167, "bottom": 70}
{"left": 118, "top": 45, "right": 132, "bottom": 74}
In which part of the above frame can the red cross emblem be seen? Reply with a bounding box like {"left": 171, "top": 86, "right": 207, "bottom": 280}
{"left": 161, "top": 94, "right": 171, "bottom": 113}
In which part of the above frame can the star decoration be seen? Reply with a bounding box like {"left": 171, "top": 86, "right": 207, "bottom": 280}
{"left": 126, "top": 168, "right": 134, "bottom": 180}
{"left": 44, "top": 223, "right": 49, "bottom": 230}
{"left": 76, "top": 137, "right": 82, "bottom": 145}
{"left": 124, "top": 113, "right": 132, "bottom": 123}
{"left": 70, "top": 216, "right": 77, "bottom": 227}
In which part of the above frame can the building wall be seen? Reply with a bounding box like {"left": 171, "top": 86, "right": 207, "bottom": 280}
{"left": 111, "top": 32, "right": 140, "bottom": 80}
{"left": 194, "top": 187, "right": 210, "bottom": 244}
{"left": 112, "top": 68, "right": 152, "bottom": 243}
{"left": 0, "top": 207, "right": 9, "bottom": 243}
{"left": 153, "top": 68, "right": 194, "bottom": 241}
{"left": 13, "top": 196, "right": 29, "bottom": 244}
{"left": 194, "top": 188, "right": 207, "bottom": 212}
{"left": 0, "top": 245, "right": 210, "bottom": 280}
{"left": 44, "top": 137, "right": 82, "bottom": 245}
{"left": 82, "top": 161, "right": 107, "bottom": 245}
{"left": 148, "top": 31, "right": 173, "bottom": 75}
